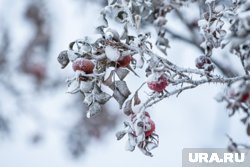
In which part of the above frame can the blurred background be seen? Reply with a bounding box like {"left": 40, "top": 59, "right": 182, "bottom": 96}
{"left": 0, "top": 0, "right": 248, "bottom": 166}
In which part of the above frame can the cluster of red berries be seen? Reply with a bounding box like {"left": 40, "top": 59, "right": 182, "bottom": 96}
{"left": 72, "top": 55, "right": 132, "bottom": 74}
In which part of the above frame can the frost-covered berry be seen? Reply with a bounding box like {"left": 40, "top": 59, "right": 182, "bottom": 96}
{"left": 30, "top": 63, "right": 45, "bottom": 81}
{"left": 195, "top": 55, "right": 212, "bottom": 69}
{"left": 145, "top": 118, "right": 155, "bottom": 137}
{"left": 117, "top": 55, "right": 132, "bottom": 67}
{"left": 240, "top": 92, "right": 250, "bottom": 102}
{"left": 143, "top": 112, "right": 155, "bottom": 137}
{"left": 147, "top": 74, "right": 168, "bottom": 92}
{"left": 72, "top": 58, "right": 95, "bottom": 74}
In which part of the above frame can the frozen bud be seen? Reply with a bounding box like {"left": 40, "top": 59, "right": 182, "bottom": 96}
{"left": 57, "top": 50, "right": 69, "bottom": 69}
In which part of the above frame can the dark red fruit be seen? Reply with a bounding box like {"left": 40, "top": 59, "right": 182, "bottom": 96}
{"left": 147, "top": 74, "right": 168, "bottom": 92}
{"left": 72, "top": 58, "right": 95, "bottom": 74}
{"left": 240, "top": 93, "right": 250, "bottom": 102}
{"left": 117, "top": 55, "right": 132, "bottom": 67}
{"left": 31, "top": 64, "right": 45, "bottom": 81}
{"left": 145, "top": 118, "right": 155, "bottom": 137}
{"left": 195, "top": 55, "right": 211, "bottom": 69}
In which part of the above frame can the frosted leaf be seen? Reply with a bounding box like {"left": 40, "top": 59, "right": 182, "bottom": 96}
{"left": 244, "top": 58, "right": 250, "bottom": 71}
{"left": 84, "top": 93, "right": 93, "bottom": 106}
{"left": 67, "top": 50, "right": 78, "bottom": 61}
{"left": 125, "top": 139, "right": 136, "bottom": 152}
{"left": 247, "top": 124, "right": 250, "bottom": 136}
{"left": 114, "top": 81, "right": 131, "bottom": 97}
{"left": 57, "top": 50, "right": 69, "bottom": 69}
{"left": 156, "top": 37, "right": 170, "bottom": 50}
{"left": 67, "top": 80, "right": 80, "bottom": 93}
{"left": 216, "top": 20, "right": 224, "bottom": 29}
{"left": 134, "top": 91, "right": 141, "bottom": 106}
{"left": 105, "top": 28, "right": 120, "bottom": 42}
{"left": 123, "top": 99, "right": 133, "bottom": 116}
{"left": 116, "top": 130, "right": 127, "bottom": 140}
{"left": 115, "top": 68, "right": 129, "bottom": 80}
{"left": 98, "top": 14, "right": 108, "bottom": 28}
{"left": 108, "top": 0, "right": 117, "bottom": 5}
{"left": 136, "top": 133, "right": 145, "bottom": 143}
{"left": 127, "top": 133, "right": 137, "bottom": 147}
{"left": 80, "top": 81, "right": 94, "bottom": 93}
{"left": 198, "top": 19, "right": 207, "bottom": 28}
{"left": 96, "top": 26, "right": 105, "bottom": 35}
{"left": 146, "top": 142, "right": 158, "bottom": 151}
{"left": 241, "top": 116, "right": 248, "bottom": 124}
{"left": 86, "top": 102, "right": 102, "bottom": 118}
{"left": 136, "top": 56, "right": 144, "bottom": 68}
{"left": 134, "top": 122, "right": 144, "bottom": 136}
{"left": 154, "top": 16, "right": 167, "bottom": 27}
{"left": 79, "top": 41, "right": 92, "bottom": 53}
{"left": 95, "top": 92, "right": 111, "bottom": 104}
{"left": 139, "top": 147, "right": 153, "bottom": 157}
{"left": 214, "top": 5, "right": 225, "bottom": 13}
{"left": 105, "top": 45, "right": 120, "bottom": 61}
{"left": 103, "top": 70, "right": 114, "bottom": 87}
{"left": 113, "top": 89, "right": 127, "bottom": 109}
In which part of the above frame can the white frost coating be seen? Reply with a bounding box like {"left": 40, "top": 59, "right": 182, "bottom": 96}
{"left": 80, "top": 81, "right": 94, "bottom": 93}
{"left": 147, "top": 73, "right": 161, "bottom": 83}
{"left": 67, "top": 50, "right": 78, "bottom": 61}
{"left": 105, "top": 45, "right": 120, "bottom": 61}
{"left": 66, "top": 80, "right": 79, "bottom": 93}
{"left": 198, "top": 19, "right": 207, "bottom": 28}
{"left": 205, "top": 0, "right": 215, "bottom": 4}
{"left": 86, "top": 111, "right": 91, "bottom": 118}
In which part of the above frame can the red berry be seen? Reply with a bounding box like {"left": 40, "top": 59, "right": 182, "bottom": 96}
{"left": 145, "top": 118, "right": 155, "bottom": 137}
{"left": 240, "top": 93, "right": 250, "bottom": 102}
{"left": 72, "top": 58, "right": 95, "bottom": 74}
{"left": 147, "top": 74, "right": 168, "bottom": 92}
{"left": 117, "top": 55, "right": 132, "bottom": 67}
{"left": 195, "top": 56, "right": 211, "bottom": 69}
{"left": 27, "top": 63, "right": 45, "bottom": 82}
